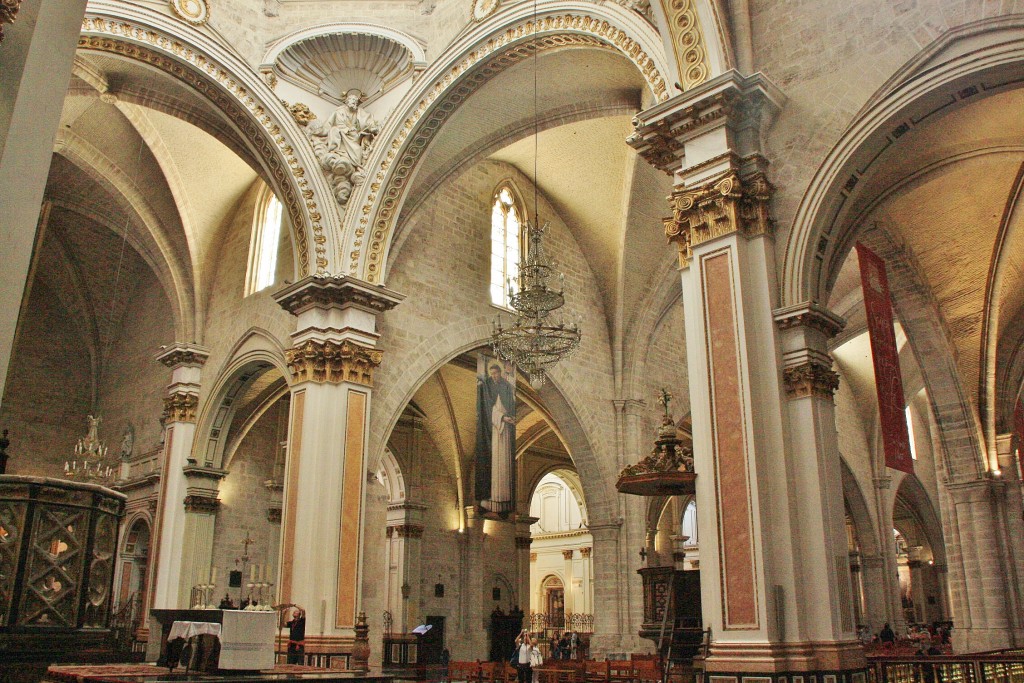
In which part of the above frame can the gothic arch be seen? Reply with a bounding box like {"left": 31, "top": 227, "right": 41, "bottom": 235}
{"left": 193, "top": 329, "right": 292, "bottom": 470}
{"left": 79, "top": 1, "right": 342, "bottom": 277}
{"left": 781, "top": 15, "right": 1024, "bottom": 310}
{"left": 342, "top": 0, "right": 673, "bottom": 284}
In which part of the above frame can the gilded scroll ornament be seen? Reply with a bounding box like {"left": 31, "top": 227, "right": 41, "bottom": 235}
{"left": 663, "top": 0, "right": 709, "bottom": 91}
{"left": 0, "top": 0, "right": 21, "bottom": 44}
{"left": 782, "top": 361, "right": 840, "bottom": 400}
{"left": 664, "top": 170, "right": 773, "bottom": 268}
{"left": 285, "top": 339, "right": 383, "bottom": 386}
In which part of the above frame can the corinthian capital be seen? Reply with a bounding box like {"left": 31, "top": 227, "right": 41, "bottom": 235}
{"left": 163, "top": 392, "right": 200, "bottom": 423}
{"left": 782, "top": 361, "right": 840, "bottom": 401}
{"left": 285, "top": 339, "right": 383, "bottom": 386}
{"left": 665, "top": 170, "right": 773, "bottom": 268}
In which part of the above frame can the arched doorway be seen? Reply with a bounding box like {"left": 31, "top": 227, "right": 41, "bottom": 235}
{"left": 116, "top": 517, "right": 151, "bottom": 615}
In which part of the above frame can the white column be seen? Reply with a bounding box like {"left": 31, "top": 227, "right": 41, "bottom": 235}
{"left": 150, "top": 345, "right": 209, "bottom": 609}
{"left": 629, "top": 72, "right": 865, "bottom": 678}
{"left": 273, "top": 276, "right": 403, "bottom": 643}
{"left": 0, "top": 0, "right": 89, "bottom": 399}
{"left": 580, "top": 546, "right": 592, "bottom": 614}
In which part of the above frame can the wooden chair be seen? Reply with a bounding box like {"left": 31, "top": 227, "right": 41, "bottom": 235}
{"left": 585, "top": 659, "right": 610, "bottom": 683}
{"left": 607, "top": 660, "right": 636, "bottom": 683}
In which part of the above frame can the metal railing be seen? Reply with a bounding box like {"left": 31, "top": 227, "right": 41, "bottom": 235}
{"left": 528, "top": 612, "right": 595, "bottom": 634}
{"left": 868, "top": 649, "right": 1024, "bottom": 683}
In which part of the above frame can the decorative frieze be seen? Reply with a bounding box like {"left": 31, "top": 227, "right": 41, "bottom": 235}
{"left": 661, "top": 0, "right": 709, "bottom": 92}
{"left": 285, "top": 339, "right": 383, "bottom": 386}
{"left": 0, "top": 0, "right": 21, "bottom": 44}
{"left": 183, "top": 494, "right": 220, "bottom": 514}
{"left": 169, "top": 0, "right": 210, "bottom": 26}
{"left": 156, "top": 344, "right": 209, "bottom": 369}
{"left": 274, "top": 275, "right": 404, "bottom": 317}
{"left": 163, "top": 392, "right": 200, "bottom": 423}
{"left": 782, "top": 361, "right": 840, "bottom": 400}
{"left": 664, "top": 170, "right": 773, "bottom": 268}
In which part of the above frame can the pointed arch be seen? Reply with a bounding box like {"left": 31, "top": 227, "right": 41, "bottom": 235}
{"left": 342, "top": 0, "right": 672, "bottom": 283}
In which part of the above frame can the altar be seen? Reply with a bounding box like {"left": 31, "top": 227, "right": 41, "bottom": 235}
{"left": 148, "top": 609, "right": 277, "bottom": 671}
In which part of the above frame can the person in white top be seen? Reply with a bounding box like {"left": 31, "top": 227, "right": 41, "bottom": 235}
{"left": 514, "top": 629, "right": 533, "bottom": 683}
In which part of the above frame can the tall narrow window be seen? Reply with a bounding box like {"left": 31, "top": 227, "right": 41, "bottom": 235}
{"left": 247, "top": 188, "right": 283, "bottom": 295}
{"left": 905, "top": 405, "right": 917, "bottom": 460}
{"left": 490, "top": 184, "right": 523, "bottom": 308}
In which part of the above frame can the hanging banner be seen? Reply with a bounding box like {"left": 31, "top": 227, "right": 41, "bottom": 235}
{"left": 856, "top": 242, "right": 914, "bottom": 474}
{"left": 474, "top": 353, "right": 517, "bottom": 517}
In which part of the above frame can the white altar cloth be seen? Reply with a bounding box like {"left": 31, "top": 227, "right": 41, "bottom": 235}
{"left": 168, "top": 620, "right": 222, "bottom": 641}
{"left": 217, "top": 610, "right": 277, "bottom": 671}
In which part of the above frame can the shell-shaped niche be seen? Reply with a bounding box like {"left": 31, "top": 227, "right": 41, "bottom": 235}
{"left": 267, "top": 27, "right": 425, "bottom": 105}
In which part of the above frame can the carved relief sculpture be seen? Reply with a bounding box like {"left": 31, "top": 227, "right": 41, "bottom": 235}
{"left": 304, "top": 89, "right": 380, "bottom": 207}
{"left": 0, "top": 0, "right": 21, "bottom": 44}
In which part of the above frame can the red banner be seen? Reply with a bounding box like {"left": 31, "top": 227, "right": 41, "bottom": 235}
{"left": 856, "top": 243, "right": 914, "bottom": 474}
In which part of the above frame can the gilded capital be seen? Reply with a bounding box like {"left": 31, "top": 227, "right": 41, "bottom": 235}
{"left": 665, "top": 170, "right": 773, "bottom": 268}
{"left": 782, "top": 361, "right": 840, "bottom": 400}
{"left": 285, "top": 339, "right": 383, "bottom": 386}
{"left": 163, "top": 391, "right": 199, "bottom": 423}
{"left": 0, "top": 0, "right": 21, "bottom": 44}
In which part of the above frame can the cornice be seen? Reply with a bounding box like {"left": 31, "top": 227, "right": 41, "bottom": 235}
{"left": 274, "top": 275, "right": 405, "bottom": 317}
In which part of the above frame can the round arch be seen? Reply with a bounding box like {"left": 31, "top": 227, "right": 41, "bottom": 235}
{"left": 781, "top": 16, "right": 1024, "bottom": 310}
{"left": 79, "top": 1, "right": 342, "bottom": 277}
{"left": 342, "top": 0, "right": 673, "bottom": 283}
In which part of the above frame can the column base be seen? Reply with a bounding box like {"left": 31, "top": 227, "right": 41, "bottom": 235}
{"left": 700, "top": 641, "right": 867, "bottom": 683}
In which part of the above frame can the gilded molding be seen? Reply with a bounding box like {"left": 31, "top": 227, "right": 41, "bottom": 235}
{"left": 163, "top": 392, "right": 200, "bottom": 423}
{"left": 579, "top": 546, "right": 592, "bottom": 558}
{"left": 353, "top": 14, "right": 670, "bottom": 281}
{"left": 169, "top": 0, "right": 210, "bottom": 26}
{"left": 664, "top": 170, "right": 773, "bottom": 268}
{"left": 782, "top": 361, "right": 840, "bottom": 400}
{"left": 285, "top": 101, "right": 316, "bottom": 126}
{"left": 285, "top": 339, "right": 383, "bottom": 386}
{"left": 0, "top": 0, "right": 21, "bottom": 44}
{"left": 562, "top": 549, "right": 575, "bottom": 560}
{"left": 183, "top": 494, "right": 220, "bottom": 513}
{"left": 78, "top": 20, "right": 329, "bottom": 276}
{"left": 661, "top": 0, "right": 709, "bottom": 91}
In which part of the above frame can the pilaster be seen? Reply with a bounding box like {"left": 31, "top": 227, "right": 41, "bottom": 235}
{"left": 629, "top": 71, "right": 866, "bottom": 681}
{"left": 150, "top": 344, "right": 209, "bottom": 609}
{"left": 387, "top": 501, "right": 427, "bottom": 631}
{"left": 274, "top": 276, "right": 403, "bottom": 639}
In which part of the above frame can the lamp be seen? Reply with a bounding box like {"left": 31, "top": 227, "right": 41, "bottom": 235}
{"left": 64, "top": 415, "right": 117, "bottom": 484}
{"left": 491, "top": 1, "right": 581, "bottom": 387}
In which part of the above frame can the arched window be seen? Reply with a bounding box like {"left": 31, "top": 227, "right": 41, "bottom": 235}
{"left": 490, "top": 184, "right": 524, "bottom": 308}
{"left": 246, "top": 186, "right": 283, "bottom": 295}
{"left": 681, "top": 500, "right": 698, "bottom": 545}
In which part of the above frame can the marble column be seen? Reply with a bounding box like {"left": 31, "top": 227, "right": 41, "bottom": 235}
{"left": 273, "top": 276, "right": 403, "bottom": 643}
{"left": 149, "top": 344, "right": 209, "bottom": 609}
{"left": 628, "top": 72, "right": 864, "bottom": 680}
{"left": 580, "top": 546, "right": 593, "bottom": 614}
{"left": 386, "top": 502, "right": 427, "bottom": 632}
{"left": 0, "top": 0, "right": 90, "bottom": 399}
{"left": 907, "top": 548, "right": 926, "bottom": 625}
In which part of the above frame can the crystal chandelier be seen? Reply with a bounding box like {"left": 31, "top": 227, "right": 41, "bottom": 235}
{"left": 490, "top": 0, "right": 582, "bottom": 387}
{"left": 64, "top": 415, "right": 117, "bottom": 484}
{"left": 492, "top": 219, "right": 581, "bottom": 388}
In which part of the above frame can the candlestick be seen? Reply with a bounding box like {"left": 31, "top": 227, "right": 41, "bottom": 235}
{"left": 250, "top": 564, "right": 256, "bottom": 581}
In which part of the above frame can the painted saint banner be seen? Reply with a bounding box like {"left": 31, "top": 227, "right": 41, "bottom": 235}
{"left": 475, "top": 353, "right": 516, "bottom": 516}
{"left": 856, "top": 242, "right": 914, "bottom": 474}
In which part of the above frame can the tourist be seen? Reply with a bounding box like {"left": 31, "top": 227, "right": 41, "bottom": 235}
{"left": 515, "top": 629, "right": 533, "bottom": 683}
{"left": 879, "top": 623, "right": 896, "bottom": 648}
